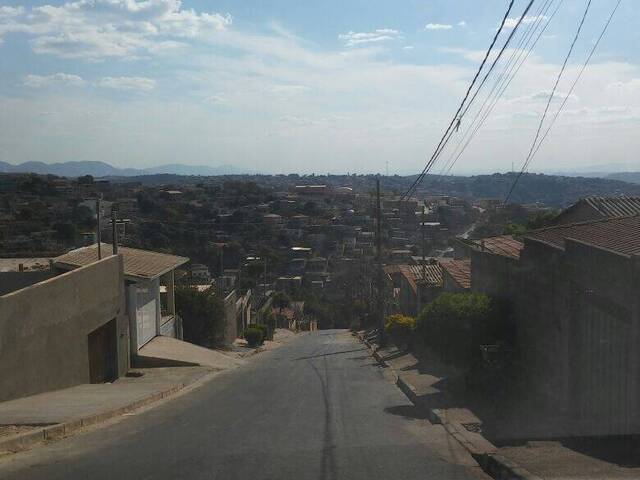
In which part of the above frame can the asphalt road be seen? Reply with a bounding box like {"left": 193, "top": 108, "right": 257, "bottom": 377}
{"left": 0, "top": 330, "right": 482, "bottom": 480}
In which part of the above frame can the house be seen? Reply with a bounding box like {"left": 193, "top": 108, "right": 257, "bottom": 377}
{"left": 469, "top": 215, "right": 640, "bottom": 437}
{"left": 390, "top": 263, "right": 443, "bottom": 316}
{"left": 440, "top": 259, "right": 471, "bottom": 293}
{"left": 54, "top": 244, "right": 189, "bottom": 357}
{"left": 554, "top": 196, "right": 640, "bottom": 225}
{"left": 465, "top": 235, "right": 523, "bottom": 301}
{"left": 0, "top": 255, "right": 129, "bottom": 401}
{"left": 190, "top": 263, "right": 211, "bottom": 284}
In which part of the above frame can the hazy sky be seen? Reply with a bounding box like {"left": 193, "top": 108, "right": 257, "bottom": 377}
{"left": 0, "top": 0, "right": 639, "bottom": 174}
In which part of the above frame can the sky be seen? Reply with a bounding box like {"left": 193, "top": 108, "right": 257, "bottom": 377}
{"left": 0, "top": 0, "right": 639, "bottom": 175}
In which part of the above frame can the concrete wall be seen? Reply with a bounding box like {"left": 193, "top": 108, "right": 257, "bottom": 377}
{"left": 509, "top": 238, "right": 640, "bottom": 436}
{"left": 0, "top": 255, "right": 129, "bottom": 402}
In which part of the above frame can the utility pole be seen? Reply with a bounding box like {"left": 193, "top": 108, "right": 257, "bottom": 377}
{"left": 96, "top": 198, "right": 102, "bottom": 260}
{"left": 376, "top": 177, "right": 385, "bottom": 347}
{"left": 263, "top": 257, "right": 267, "bottom": 300}
{"left": 420, "top": 205, "right": 426, "bottom": 313}
{"left": 111, "top": 204, "right": 118, "bottom": 255}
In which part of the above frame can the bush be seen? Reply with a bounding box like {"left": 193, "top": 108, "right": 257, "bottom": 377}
{"left": 250, "top": 323, "right": 269, "bottom": 343}
{"left": 384, "top": 314, "right": 415, "bottom": 348}
{"left": 416, "top": 292, "right": 495, "bottom": 368}
{"left": 244, "top": 327, "right": 264, "bottom": 348}
{"left": 176, "top": 286, "right": 225, "bottom": 348}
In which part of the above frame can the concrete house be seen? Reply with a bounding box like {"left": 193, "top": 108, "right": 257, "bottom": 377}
{"left": 468, "top": 216, "right": 640, "bottom": 437}
{"left": 54, "top": 244, "right": 189, "bottom": 356}
{"left": 388, "top": 263, "right": 443, "bottom": 317}
{"left": 0, "top": 255, "right": 129, "bottom": 402}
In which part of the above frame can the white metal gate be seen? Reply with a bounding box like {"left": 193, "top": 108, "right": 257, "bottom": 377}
{"left": 136, "top": 281, "right": 158, "bottom": 348}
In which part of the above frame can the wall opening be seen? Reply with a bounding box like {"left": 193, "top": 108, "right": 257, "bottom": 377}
{"left": 88, "top": 318, "right": 118, "bottom": 383}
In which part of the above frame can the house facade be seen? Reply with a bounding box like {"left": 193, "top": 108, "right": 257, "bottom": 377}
{"left": 54, "top": 244, "right": 189, "bottom": 357}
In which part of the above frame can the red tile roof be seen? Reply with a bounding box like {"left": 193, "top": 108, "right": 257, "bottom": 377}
{"left": 397, "top": 264, "right": 442, "bottom": 293}
{"left": 525, "top": 215, "right": 640, "bottom": 256}
{"left": 470, "top": 235, "right": 523, "bottom": 260}
{"left": 440, "top": 259, "right": 471, "bottom": 289}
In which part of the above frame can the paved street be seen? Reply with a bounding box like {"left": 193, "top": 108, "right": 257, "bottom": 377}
{"left": 0, "top": 330, "right": 483, "bottom": 480}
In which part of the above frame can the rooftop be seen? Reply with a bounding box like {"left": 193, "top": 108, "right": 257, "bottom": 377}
{"left": 470, "top": 235, "right": 523, "bottom": 260}
{"left": 393, "top": 264, "right": 443, "bottom": 293}
{"left": 572, "top": 196, "right": 640, "bottom": 219}
{"left": 440, "top": 259, "right": 471, "bottom": 289}
{"left": 525, "top": 214, "right": 640, "bottom": 257}
{"left": 54, "top": 243, "right": 189, "bottom": 281}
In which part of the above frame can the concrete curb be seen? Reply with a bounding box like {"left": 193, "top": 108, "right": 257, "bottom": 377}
{"left": 0, "top": 375, "right": 214, "bottom": 457}
{"left": 356, "top": 334, "right": 539, "bottom": 480}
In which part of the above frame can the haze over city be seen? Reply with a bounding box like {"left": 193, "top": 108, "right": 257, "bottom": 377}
{"left": 1, "top": 0, "right": 639, "bottom": 174}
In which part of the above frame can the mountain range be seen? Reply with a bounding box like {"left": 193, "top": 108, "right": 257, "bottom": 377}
{"left": 0, "top": 161, "right": 247, "bottom": 178}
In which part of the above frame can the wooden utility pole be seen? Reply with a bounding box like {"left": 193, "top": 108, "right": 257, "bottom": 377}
{"left": 376, "top": 177, "right": 385, "bottom": 346}
{"left": 96, "top": 198, "right": 102, "bottom": 259}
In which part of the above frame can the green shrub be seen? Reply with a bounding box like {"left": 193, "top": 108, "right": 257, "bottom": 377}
{"left": 384, "top": 314, "right": 416, "bottom": 347}
{"left": 416, "top": 292, "right": 495, "bottom": 368}
{"left": 244, "top": 327, "right": 264, "bottom": 348}
{"left": 250, "top": 323, "right": 269, "bottom": 342}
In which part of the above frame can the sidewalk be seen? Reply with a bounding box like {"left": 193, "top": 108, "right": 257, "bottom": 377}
{"left": 358, "top": 331, "right": 538, "bottom": 480}
{"left": 0, "top": 366, "right": 215, "bottom": 456}
{"left": 360, "top": 331, "right": 640, "bottom": 480}
{"left": 0, "top": 329, "right": 299, "bottom": 457}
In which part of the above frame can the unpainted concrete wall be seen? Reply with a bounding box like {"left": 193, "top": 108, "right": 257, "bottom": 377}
{"left": 0, "top": 255, "right": 129, "bottom": 402}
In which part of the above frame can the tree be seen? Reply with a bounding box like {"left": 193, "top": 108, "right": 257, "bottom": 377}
{"left": 272, "top": 291, "right": 291, "bottom": 311}
{"left": 416, "top": 293, "right": 498, "bottom": 368}
{"left": 175, "top": 286, "right": 225, "bottom": 348}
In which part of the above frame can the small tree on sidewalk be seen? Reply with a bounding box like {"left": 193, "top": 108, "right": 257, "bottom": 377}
{"left": 176, "top": 286, "right": 225, "bottom": 348}
{"left": 416, "top": 292, "right": 497, "bottom": 369}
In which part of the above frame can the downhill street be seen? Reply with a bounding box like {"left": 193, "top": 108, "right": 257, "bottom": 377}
{"left": 0, "top": 330, "right": 484, "bottom": 480}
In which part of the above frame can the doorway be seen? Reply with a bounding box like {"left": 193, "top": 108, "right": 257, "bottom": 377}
{"left": 88, "top": 319, "right": 118, "bottom": 383}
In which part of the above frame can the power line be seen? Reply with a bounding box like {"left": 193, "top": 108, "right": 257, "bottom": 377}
{"left": 440, "top": 0, "right": 554, "bottom": 175}
{"left": 529, "top": 0, "right": 623, "bottom": 162}
{"left": 441, "top": 0, "right": 564, "bottom": 176}
{"left": 505, "top": 0, "right": 594, "bottom": 204}
{"left": 402, "top": 0, "right": 535, "bottom": 200}
{"left": 400, "top": 0, "right": 517, "bottom": 200}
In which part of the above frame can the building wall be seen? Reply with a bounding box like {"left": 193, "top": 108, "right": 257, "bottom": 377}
{"left": 0, "top": 255, "right": 128, "bottom": 402}
{"left": 514, "top": 238, "right": 640, "bottom": 436}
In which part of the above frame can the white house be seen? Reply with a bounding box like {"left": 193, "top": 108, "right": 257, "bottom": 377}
{"left": 54, "top": 243, "right": 189, "bottom": 356}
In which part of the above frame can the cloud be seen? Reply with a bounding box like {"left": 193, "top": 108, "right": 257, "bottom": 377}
{"left": 403, "top": 45, "right": 414, "bottom": 50}
{"left": 0, "top": 0, "right": 232, "bottom": 60}
{"left": 458, "top": 21, "right": 467, "bottom": 28}
{"left": 23, "top": 73, "right": 85, "bottom": 88}
{"left": 339, "top": 28, "right": 400, "bottom": 47}
{"left": 509, "top": 90, "right": 580, "bottom": 104}
{"left": 98, "top": 76, "right": 156, "bottom": 91}
{"left": 504, "top": 15, "right": 547, "bottom": 29}
{"left": 425, "top": 23, "right": 452, "bottom": 31}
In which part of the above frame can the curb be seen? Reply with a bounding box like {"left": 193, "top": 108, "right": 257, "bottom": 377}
{"left": 0, "top": 374, "right": 214, "bottom": 457}
{"left": 356, "top": 334, "right": 539, "bottom": 480}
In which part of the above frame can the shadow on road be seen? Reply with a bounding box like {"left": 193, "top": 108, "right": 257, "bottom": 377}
{"left": 384, "top": 405, "right": 431, "bottom": 420}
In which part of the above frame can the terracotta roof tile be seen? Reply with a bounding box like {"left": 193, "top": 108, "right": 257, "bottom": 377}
{"left": 441, "top": 259, "right": 471, "bottom": 289}
{"left": 470, "top": 235, "right": 523, "bottom": 260}
{"left": 525, "top": 214, "right": 640, "bottom": 256}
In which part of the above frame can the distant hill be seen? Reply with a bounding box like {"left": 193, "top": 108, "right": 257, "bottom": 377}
{"left": 0, "top": 160, "right": 246, "bottom": 177}
{"left": 606, "top": 172, "right": 640, "bottom": 185}
{"left": 413, "top": 172, "right": 640, "bottom": 208}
